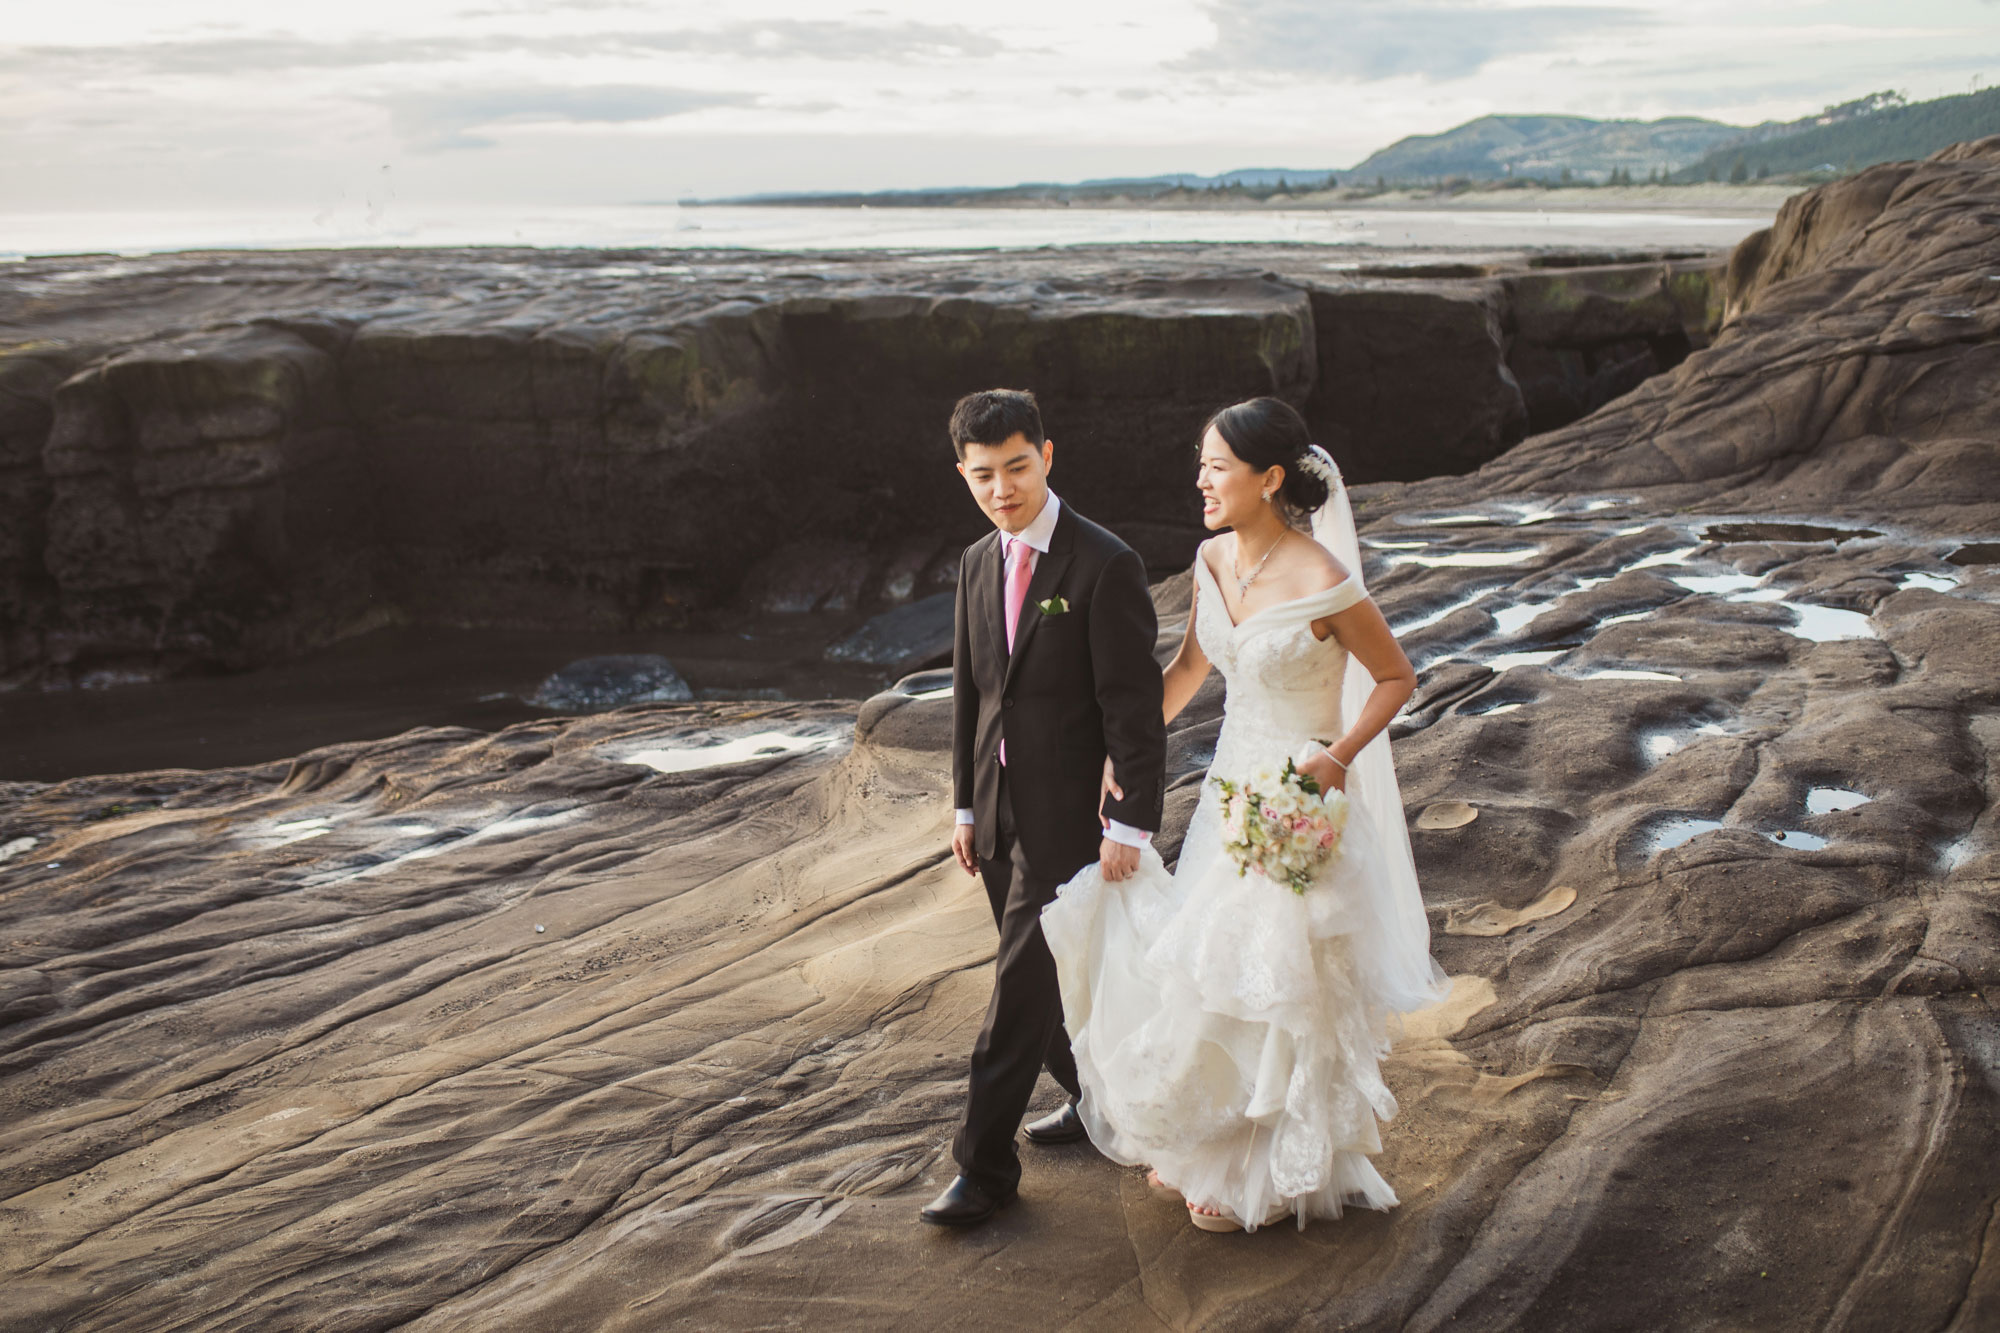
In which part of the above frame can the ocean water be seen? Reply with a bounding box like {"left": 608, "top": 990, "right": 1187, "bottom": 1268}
{"left": 0, "top": 202, "right": 1772, "bottom": 259}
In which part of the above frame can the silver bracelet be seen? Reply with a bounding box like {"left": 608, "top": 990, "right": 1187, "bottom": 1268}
{"left": 1319, "top": 745, "right": 1348, "bottom": 773}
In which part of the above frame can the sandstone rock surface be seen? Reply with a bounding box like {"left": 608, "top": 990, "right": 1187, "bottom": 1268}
{"left": 4, "top": 143, "right": 2000, "bottom": 1330}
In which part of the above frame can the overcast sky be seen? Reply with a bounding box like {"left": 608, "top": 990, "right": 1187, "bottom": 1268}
{"left": 4, "top": 1, "right": 1994, "bottom": 210}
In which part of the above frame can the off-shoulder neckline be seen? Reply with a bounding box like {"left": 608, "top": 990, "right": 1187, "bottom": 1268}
{"left": 1194, "top": 552, "right": 1357, "bottom": 633}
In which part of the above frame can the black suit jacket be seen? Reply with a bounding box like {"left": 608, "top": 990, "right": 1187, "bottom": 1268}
{"left": 951, "top": 500, "right": 1167, "bottom": 879}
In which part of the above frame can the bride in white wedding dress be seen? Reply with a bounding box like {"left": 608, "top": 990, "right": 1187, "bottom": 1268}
{"left": 1041, "top": 397, "right": 1448, "bottom": 1233}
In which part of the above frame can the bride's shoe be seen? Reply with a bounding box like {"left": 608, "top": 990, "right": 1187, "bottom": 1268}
{"left": 1186, "top": 1201, "right": 1242, "bottom": 1233}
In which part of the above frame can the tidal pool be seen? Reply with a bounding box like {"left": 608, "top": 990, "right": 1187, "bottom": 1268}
{"left": 1806, "top": 787, "right": 1869, "bottom": 814}
{"left": 1387, "top": 548, "right": 1542, "bottom": 569}
{"left": 1644, "top": 816, "right": 1828, "bottom": 856}
{"left": 1578, "top": 669, "right": 1683, "bottom": 682}
{"left": 1393, "top": 590, "right": 1495, "bottom": 634}
{"left": 1647, "top": 816, "right": 1726, "bottom": 853}
{"left": 1625, "top": 546, "right": 1702, "bottom": 572}
{"left": 1672, "top": 573, "right": 1765, "bottom": 596}
{"left": 622, "top": 731, "right": 844, "bottom": 774}
{"left": 1783, "top": 603, "right": 1877, "bottom": 642}
{"left": 1492, "top": 601, "right": 1561, "bottom": 635}
{"left": 1485, "top": 649, "right": 1568, "bottom": 672}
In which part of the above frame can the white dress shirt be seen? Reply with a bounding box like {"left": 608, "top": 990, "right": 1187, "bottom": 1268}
{"left": 954, "top": 492, "right": 1150, "bottom": 849}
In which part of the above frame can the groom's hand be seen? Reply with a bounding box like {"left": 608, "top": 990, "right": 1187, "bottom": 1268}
{"left": 951, "top": 823, "right": 979, "bottom": 876}
{"left": 1099, "top": 838, "right": 1139, "bottom": 882}
{"left": 1098, "top": 756, "right": 1124, "bottom": 829}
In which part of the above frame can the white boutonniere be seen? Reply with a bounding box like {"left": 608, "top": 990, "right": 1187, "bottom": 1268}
{"left": 1037, "top": 596, "right": 1070, "bottom": 616}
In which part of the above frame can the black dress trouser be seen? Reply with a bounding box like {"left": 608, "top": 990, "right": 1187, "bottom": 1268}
{"left": 951, "top": 773, "right": 1083, "bottom": 1199}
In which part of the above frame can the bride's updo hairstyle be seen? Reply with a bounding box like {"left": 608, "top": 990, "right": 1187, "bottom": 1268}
{"left": 1204, "top": 397, "right": 1330, "bottom": 520}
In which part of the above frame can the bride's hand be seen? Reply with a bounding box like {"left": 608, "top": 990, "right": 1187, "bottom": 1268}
{"left": 1099, "top": 755, "right": 1124, "bottom": 828}
{"left": 1299, "top": 747, "right": 1347, "bottom": 794}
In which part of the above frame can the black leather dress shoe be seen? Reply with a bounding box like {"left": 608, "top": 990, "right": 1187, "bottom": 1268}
{"left": 1023, "top": 1101, "right": 1088, "bottom": 1144}
{"left": 920, "top": 1175, "right": 1007, "bottom": 1226}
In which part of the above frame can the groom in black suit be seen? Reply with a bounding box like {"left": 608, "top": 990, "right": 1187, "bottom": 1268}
{"left": 921, "top": 389, "right": 1167, "bottom": 1227}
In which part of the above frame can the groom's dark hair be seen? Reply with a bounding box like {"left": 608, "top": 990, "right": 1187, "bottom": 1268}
{"left": 949, "top": 389, "right": 1044, "bottom": 461}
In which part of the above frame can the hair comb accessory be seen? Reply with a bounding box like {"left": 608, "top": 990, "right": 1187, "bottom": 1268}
{"left": 1297, "top": 444, "right": 1340, "bottom": 484}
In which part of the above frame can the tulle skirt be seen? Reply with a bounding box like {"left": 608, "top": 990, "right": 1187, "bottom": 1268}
{"left": 1041, "top": 781, "right": 1417, "bottom": 1231}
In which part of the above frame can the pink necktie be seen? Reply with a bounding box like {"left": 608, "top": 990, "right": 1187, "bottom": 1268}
{"left": 1004, "top": 536, "right": 1034, "bottom": 653}
{"left": 1000, "top": 537, "right": 1034, "bottom": 767}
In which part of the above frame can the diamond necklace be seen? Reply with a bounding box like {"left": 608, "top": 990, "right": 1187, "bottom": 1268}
{"left": 1234, "top": 529, "right": 1288, "bottom": 596}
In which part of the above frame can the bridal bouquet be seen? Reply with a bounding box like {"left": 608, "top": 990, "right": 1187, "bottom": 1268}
{"left": 1213, "top": 756, "right": 1350, "bottom": 895}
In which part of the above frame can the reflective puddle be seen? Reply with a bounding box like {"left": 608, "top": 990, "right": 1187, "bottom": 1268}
{"left": 1485, "top": 649, "right": 1568, "bottom": 672}
{"left": 1492, "top": 601, "right": 1561, "bottom": 635}
{"left": 1946, "top": 543, "right": 2000, "bottom": 567}
{"left": 1784, "top": 603, "right": 1876, "bottom": 642}
{"left": 1805, "top": 787, "right": 1869, "bottom": 814}
{"left": 1647, "top": 816, "right": 1726, "bottom": 852}
{"left": 1645, "top": 816, "right": 1828, "bottom": 855}
{"left": 268, "top": 817, "right": 334, "bottom": 845}
{"left": 1672, "top": 573, "right": 1765, "bottom": 596}
{"left": 622, "top": 730, "right": 844, "bottom": 774}
{"left": 1387, "top": 548, "right": 1542, "bottom": 569}
{"left": 1578, "top": 668, "right": 1682, "bottom": 682}
{"left": 1699, "top": 522, "right": 1880, "bottom": 545}
{"left": 1625, "top": 546, "right": 1702, "bottom": 571}
{"left": 298, "top": 806, "right": 584, "bottom": 887}
{"left": 1394, "top": 590, "right": 1495, "bottom": 634}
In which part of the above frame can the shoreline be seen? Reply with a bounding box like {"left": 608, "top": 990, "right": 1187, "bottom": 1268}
{"left": 699, "top": 182, "right": 1802, "bottom": 217}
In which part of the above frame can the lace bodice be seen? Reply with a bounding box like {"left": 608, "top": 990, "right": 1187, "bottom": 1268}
{"left": 1192, "top": 555, "right": 1366, "bottom": 777}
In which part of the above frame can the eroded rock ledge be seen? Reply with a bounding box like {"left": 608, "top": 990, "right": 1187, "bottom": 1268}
{"left": 1, "top": 244, "right": 1720, "bottom": 688}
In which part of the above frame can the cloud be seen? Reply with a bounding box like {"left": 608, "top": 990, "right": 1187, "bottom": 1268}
{"left": 456, "top": 1, "right": 648, "bottom": 14}
{"left": 612, "top": 20, "right": 1005, "bottom": 61}
{"left": 1181, "top": 0, "right": 1648, "bottom": 82}
{"left": 1, "top": 20, "right": 1005, "bottom": 77}
{"left": 382, "top": 84, "right": 755, "bottom": 151}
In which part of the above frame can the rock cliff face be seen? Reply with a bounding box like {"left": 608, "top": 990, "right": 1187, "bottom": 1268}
{"left": 1, "top": 246, "right": 1719, "bottom": 689}
{"left": 1, "top": 145, "right": 1998, "bottom": 1329}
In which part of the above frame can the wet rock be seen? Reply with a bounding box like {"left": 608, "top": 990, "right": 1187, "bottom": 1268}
{"left": 824, "top": 592, "right": 954, "bottom": 675}
{"left": 530, "top": 654, "right": 693, "bottom": 710}
{"left": 741, "top": 541, "right": 876, "bottom": 614}
{"left": 1499, "top": 260, "right": 1723, "bottom": 433}
{"left": 1303, "top": 283, "right": 1529, "bottom": 480}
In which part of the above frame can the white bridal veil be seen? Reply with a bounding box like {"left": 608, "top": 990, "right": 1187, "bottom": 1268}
{"left": 1304, "top": 446, "right": 1450, "bottom": 1016}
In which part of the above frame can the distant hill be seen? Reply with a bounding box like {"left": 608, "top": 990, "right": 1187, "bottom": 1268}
{"left": 1347, "top": 115, "right": 1749, "bottom": 184}
{"left": 1673, "top": 87, "right": 2000, "bottom": 182}
{"left": 706, "top": 88, "right": 2000, "bottom": 206}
